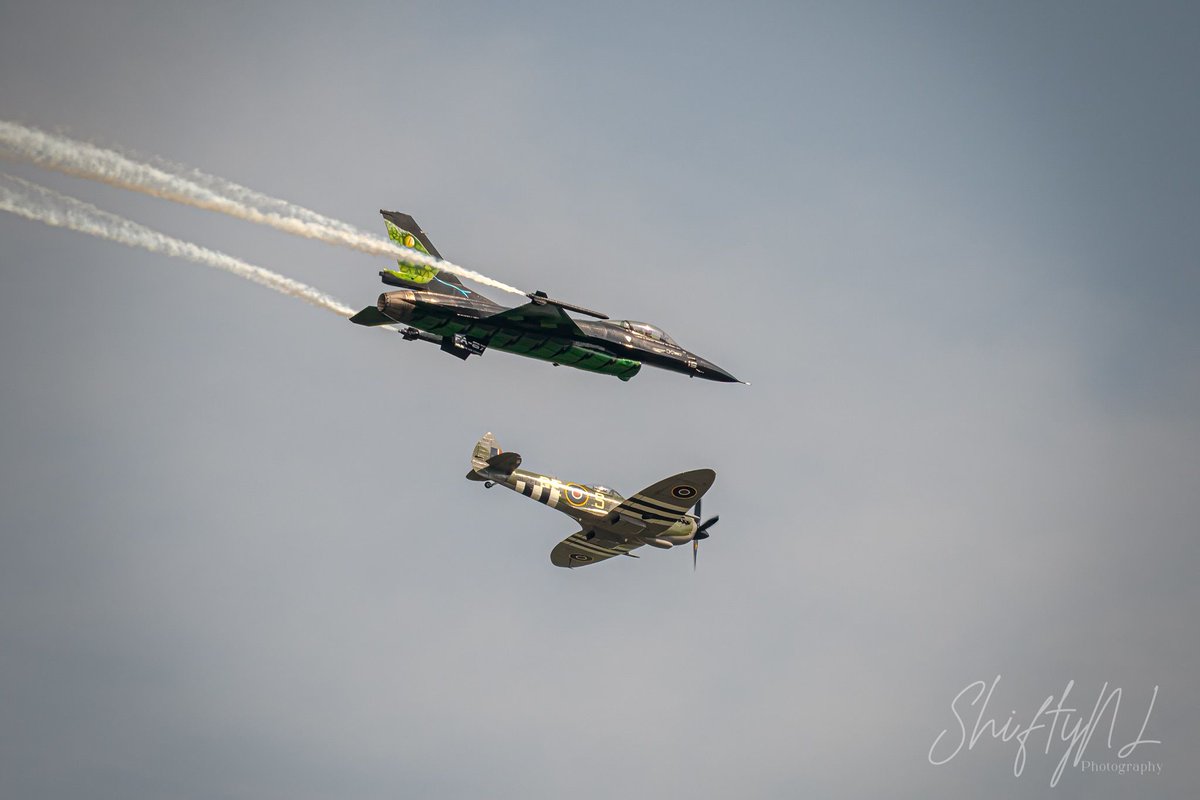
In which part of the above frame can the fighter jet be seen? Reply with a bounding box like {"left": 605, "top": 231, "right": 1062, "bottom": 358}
{"left": 349, "top": 211, "right": 741, "bottom": 382}
{"left": 466, "top": 432, "right": 721, "bottom": 569}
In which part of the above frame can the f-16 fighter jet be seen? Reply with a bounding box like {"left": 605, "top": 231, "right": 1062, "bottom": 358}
{"left": 350, "top": 211, "right": 741, "bottom": 383}
{"left": 466, "top": 433, "right": 721, "bottom": 569}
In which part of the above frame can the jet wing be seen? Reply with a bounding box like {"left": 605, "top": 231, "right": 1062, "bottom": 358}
{"left": 551, "top": 530, "right": 643, "bottom": 568}
{"left": 486, "top": 301, "right": 584, "bottom": 336}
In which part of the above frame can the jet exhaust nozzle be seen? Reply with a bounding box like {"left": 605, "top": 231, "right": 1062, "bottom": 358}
{"left": 377, "top": 290, "right": 417, "bottom": 323}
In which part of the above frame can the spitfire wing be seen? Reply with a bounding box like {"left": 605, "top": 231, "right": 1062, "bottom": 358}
{"left": 552, "top": 469, "right": 717, "bottom": 568}
{"left": 608, "top": 468, "right": 716, "bottom": 528}
{"left": 486, "top": 301, "right": 584, "bottom": 336}
{"left": 551, "top": 530, "right": 643, "bottom": 568}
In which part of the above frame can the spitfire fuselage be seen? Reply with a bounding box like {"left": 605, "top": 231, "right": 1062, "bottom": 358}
{"left": 492, "top": 466, "right": 699, "bottom": 548}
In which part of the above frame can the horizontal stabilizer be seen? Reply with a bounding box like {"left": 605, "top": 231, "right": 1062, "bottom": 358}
{"left": 349, "top": 307, "right": 394, "bottom": 326}
{"left": 466, "top": 451, "right": 522, "bottom": 482}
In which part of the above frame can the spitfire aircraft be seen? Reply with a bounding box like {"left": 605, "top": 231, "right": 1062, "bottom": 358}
{"left": 466, "top": 433, "right": 721, "bottom": 569}
{"left": 350, "top": 211, "right": 741, "bottom": 383}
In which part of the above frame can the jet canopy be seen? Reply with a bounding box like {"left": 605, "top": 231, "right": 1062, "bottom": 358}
{"left": 619, "top": 320, "right": 679, "bottom": 347}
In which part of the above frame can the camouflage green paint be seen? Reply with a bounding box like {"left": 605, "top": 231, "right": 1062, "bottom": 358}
{"left": 406, "top": 305, "right": 642, "bottom": 380}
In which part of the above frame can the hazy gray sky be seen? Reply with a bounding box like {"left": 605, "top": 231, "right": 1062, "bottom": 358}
{"left": 2, "top": 2, "right": 1197, "bottom": 798}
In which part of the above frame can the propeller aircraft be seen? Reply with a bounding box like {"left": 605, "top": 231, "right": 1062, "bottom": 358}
{"left": 466, "top": 433, "right": 720, "bottom": 569}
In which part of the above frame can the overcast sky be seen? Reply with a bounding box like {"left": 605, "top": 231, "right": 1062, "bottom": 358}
{"left": 1, "top": 2, "right": 1197, "bottom": 798}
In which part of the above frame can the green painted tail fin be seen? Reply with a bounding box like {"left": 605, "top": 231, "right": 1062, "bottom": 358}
{"left": 380, "top": 210, "right": 474, "bottom": 298}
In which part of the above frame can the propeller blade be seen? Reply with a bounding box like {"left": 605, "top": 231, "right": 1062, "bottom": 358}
{"left": 691, "top": 500, "right": 716, "bottom": 571}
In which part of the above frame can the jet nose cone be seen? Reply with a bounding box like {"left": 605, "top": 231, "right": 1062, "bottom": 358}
{"left": 693, "top": 357, "right": 740, "bottom": 383}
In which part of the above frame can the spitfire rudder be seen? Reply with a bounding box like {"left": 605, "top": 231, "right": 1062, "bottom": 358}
{"left": 471, "top": 432, "right": 500, "bottom": 470}
{"left": 466, "top": 432, "right": 522, "bottom": 482}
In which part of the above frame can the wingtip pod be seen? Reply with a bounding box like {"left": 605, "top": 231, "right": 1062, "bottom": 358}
{"left": 526, "top": 290, "right": 610, "bottom": 320}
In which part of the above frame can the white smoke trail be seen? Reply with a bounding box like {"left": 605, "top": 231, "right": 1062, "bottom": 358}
{"left": 152, "top": 157, "right": 362, "bottom": 235}
{"left": 0, "top": 172, "right": 367, "bottom": 321}
{"left": 0, "top": 120, "right": 526, "bottom": 296}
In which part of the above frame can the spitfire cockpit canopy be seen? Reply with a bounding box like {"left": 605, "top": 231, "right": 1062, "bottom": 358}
{"left": 619, "top": 320, "right": 679, "bottom": 346}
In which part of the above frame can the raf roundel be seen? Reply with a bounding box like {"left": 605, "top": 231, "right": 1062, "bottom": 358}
{"left": 671, "top": 484, "right": 697, "bottom": 500}
{"left": 569, "top": 553, "right": 592, "bottom": 562}
{"left": 564, "top": 484, "right": 590, "bottom": 507}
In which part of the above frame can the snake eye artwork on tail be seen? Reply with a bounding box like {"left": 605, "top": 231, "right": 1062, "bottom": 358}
{"left": 350, "top": 211, "right": 743, "bottom": 383}
{"left": 466, "top": 432, "right": 722, "bottom": 569}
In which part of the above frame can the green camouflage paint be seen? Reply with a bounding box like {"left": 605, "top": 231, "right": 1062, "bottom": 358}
{"left": 408, "top": 305, "right": 642, "bottom": 380}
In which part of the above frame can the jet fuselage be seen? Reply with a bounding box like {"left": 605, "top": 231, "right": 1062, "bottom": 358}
{"left": 375, "top": 287, "right": 739, "bottom": 382}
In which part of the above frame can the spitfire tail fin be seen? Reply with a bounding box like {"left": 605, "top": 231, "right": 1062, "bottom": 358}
{"left": 466, "top": 432, "right": 522, "bottom": 482}
{"left": 379, "top": 210, "right": 477, "bottom": 299}
{"left": 471, "top": 432, "right": 501, "bottom": 470}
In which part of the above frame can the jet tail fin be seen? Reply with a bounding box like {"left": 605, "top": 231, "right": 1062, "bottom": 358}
{"left": 381, "top": 211, "right": 442, "bottom": 259}
{"left": 379, "top": 211, "right": 487, "bottom": 301}
{"left": 466, "top": 432, "right": 522, "bottom": 481}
